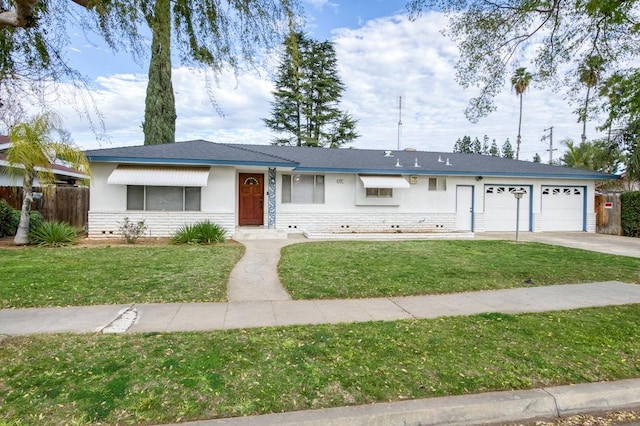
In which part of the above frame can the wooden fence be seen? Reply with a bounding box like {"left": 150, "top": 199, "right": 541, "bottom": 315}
{"left": 595, "top": 193, "right": 622, "bottom": 235}
{"left": 0, "top": 186, "right": 89, "bottom": 229}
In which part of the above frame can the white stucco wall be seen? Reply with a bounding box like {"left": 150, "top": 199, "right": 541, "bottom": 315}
{"left": 88, "top": 163, "right": 237, "bottom": 238}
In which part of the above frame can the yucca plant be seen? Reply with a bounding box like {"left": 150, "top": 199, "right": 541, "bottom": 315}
{"left": 171, "top": 221, "right": 226, "bottom": 244}
{"left": 29, "top": 221, "right": 78, "bottom": 247}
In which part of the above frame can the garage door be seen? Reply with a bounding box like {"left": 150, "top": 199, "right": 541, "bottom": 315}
{"left": 483, "top": 185, "right": 530, "bottom": 231}
{"left": 540, "top": 186, "right": 585, "bottom": 231}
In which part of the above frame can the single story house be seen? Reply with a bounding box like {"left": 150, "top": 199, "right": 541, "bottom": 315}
{"left": 85, "top": 140, "right": 616, "bottom": 239}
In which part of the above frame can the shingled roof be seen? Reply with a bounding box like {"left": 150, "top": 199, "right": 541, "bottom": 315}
{"left": 85, "top": 139, "right": 616, "bottom": 180}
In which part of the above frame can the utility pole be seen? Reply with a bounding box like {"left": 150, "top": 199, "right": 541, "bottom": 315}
{"left": 397, "top": 96, "right": 403, "bottom": 151}
{"left": 541, "top": 126, "right": 557, "bottom": 164}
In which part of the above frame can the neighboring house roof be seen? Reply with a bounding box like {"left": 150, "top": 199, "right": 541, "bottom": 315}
{"left": 85, "top": 139, "right": 618, "bottom": 180}
{"left": 0, "top": 152, "right": 88, "bottom": 180}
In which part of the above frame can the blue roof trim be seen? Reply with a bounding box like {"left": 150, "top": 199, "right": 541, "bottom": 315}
{"left": 87, "top": 156, "right": 297, "bottom": 168}
{"left": 291, "top": 167, "right": 618, "bottom": 180}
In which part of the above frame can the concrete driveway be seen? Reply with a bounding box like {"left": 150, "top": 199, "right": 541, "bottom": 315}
{"left": 477, "top": 232, "right": 640, "bottom": 258}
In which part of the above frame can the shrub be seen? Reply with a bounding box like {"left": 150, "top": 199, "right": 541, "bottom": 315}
{"left": 171, "top": 221, "right": 226, "bottom": 244}
{"left": 29, "top": 221, "right": 78, "bottom": 247}
{"left": 621, "top": 191, "right": 640, "bottom": 237}
{"left": 117, "top": 217, "right": 148, "bottom": 243}
{"left": 0, "top": 200, "right": 19, "bottom": 237}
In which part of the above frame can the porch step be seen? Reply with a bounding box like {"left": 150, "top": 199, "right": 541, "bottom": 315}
{"left": 232, "top": 228, "right": 289, "bottom": 240}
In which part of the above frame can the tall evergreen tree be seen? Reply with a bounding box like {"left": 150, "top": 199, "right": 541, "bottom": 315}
{"left": 533, "top": 153, "right": 542, "bottom": 163}
{"left": 502, "top": 138, "right": 514, "bottom": 158}
{"left": 472, "top": 137, "right": 482, "bottom": 153}
{"left": 489, "top": 139, "right": 500, "bottom": 156}
{"left": 142, "top": 0, "right": 176, "bottom": 145}
{"left": 265, "top": 32, "right": 358, "bottom": 147}
{"left": 453, "top": 135, "right": 473, "bottom": 153}
{"left": 482, "top": 135, "right": 490, "bottom": 155}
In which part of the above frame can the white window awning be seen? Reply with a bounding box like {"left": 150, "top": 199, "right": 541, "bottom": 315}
{"left": 107, "top": 166, "right": 210, "bottom": 187}
{"left": 359, "top": 175, "right": 410, "bottom": 189}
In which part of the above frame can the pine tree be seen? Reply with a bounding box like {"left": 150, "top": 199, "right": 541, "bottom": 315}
{"left": 482, "top": 135, "right": 490, "bottom": 155}
{"left": 502, "top": 138, "right": 515, "bottom": 159}
{"left": 142, "top": 0, "right": 176, "bottom": 145}
{"left": 472, "top": 137, "right": 482, "bottom": 153}
{"left": 533, "top": 153, "right": 542, "bottom": 163}
{"left": 489, "top": 139, "right": 500, "bottom": 156}
{"left": 265, "top": 32, "right": 358, "bottom": 147}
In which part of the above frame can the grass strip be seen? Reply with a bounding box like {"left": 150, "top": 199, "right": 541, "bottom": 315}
{"left": 0, "top": 244, "right": 245, "bottom": 308}
{"left": 1, "top": 305, "right": 639, "bottom": 424}
{"left": 279, "top": 240, "right": 640, "bottom": 299}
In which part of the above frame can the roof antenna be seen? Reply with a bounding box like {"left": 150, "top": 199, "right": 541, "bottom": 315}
{"left": 397, "top": 95, "right": 403, "bottom": 151}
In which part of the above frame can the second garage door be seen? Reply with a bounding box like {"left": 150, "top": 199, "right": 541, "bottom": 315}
{"left": 484, "top": 185, "right": 531, "bottom": 231}
{"left": 539, "top": 186, "right": 585, "bottom": 231}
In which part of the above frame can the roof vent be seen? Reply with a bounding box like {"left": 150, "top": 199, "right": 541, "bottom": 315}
{"left": 446, "top": 158, "right": 452, "bottom": 166}
{"left": 384, "top": 150, "right": 393, "bottom": 157}
{"left": 414, "top": 158, "right": 420, "bottom": 168}
{"left": 404, "top": 147, "right": 416, "bottom": 152}
{"left": 395, "top": 158, "right": 402, "bottom": 167}
{"left": 438, "top": 155, "right": 444, "bottom": 163}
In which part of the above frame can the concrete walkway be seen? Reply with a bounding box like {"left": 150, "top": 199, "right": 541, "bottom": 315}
{"left": 1, "top": 281, "right": 639, "bottom": 335}
{"left": 227, "top": 239, "right": 293, "bottom": 302}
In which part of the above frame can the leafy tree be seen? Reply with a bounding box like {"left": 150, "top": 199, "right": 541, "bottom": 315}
{"left": 5, "top": 113, "right": 90, "bottom": 245}
{"left": 533, "top": 153, "right": 542, "bottom": 163}
{"left": 1, "top": 1, "right": 298, "bottom": 136}
{"left": 511, "top": 67, "right": 532, "bottom": 160}
{"left": 264, "top": 32, "right": 358, "bottom": 147}
{"left": 502, "top": 138, "right": 514, "bottom": 159}
{"left": 407, "top": 0, "right": 640, "bottom": 124}
{"left": 560, "top": 139, "right": 623, "bottom": 174}
{"left": 489, "top": 140, "right": 500, "bottom": 156}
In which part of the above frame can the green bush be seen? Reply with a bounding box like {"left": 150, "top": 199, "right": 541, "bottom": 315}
{"left": 0, "top": 200, "right": 20, "bottom": 237}
{"left": 621, "top": 191, "right": 640, "bottom": 237}
{"left": 29, "top": 221, "right": 78, "bottom": 247}
{"left": 171, "top": 221, "right": 226, "bottom": 244}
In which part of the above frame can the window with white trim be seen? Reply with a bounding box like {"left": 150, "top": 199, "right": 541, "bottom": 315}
{"left": 282, "top": 174, "right": 325, "bottom": 204}
{"left": 126, "top": 185, "right": 201, "bottom": 211}
{"left": 428, "top": 177, "right": 447, "bottom": 191}
{"left": 366, "top": 188, "right": 393, "bottom": 198}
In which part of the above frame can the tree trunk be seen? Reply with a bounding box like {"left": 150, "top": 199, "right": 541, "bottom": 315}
{"left": 14, "top": 173, "right": 33, "bottom": 245}
{"left": 143, "top": 0, "right": 176, "bottom": 145}
{"left": 516, "top": 93, "right": 523, "bottom": 160}
{"left": 582, "top": 86, "right": 590, "bottom": 144}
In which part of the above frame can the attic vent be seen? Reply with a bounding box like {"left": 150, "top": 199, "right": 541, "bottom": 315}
{"left": 404, "top": 147, "right": 416, "bottom": 152}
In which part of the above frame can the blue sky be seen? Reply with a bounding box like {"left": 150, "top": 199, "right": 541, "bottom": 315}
{"left": 48, "top": 0, "right": 603, "bottom": 160}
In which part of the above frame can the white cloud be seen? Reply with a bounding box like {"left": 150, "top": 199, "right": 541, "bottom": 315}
{"left": 46, "top": 10, "right": 603, "bottom": 162}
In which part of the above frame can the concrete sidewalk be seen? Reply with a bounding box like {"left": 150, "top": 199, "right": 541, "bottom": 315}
{"left": 164, "top": 378, "right": 640, "bottom": 426}
{"left": 1, "top": 281, "right": 639, "bottom": 335}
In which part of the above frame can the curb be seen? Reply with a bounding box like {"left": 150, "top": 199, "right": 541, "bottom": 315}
{"left": 163, "top": 379, "right": 640, "bottom": 426}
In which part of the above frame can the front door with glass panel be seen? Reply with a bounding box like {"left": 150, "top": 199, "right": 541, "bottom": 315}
{"left": 238, "top": 173, "right": 264, "bottom": 226}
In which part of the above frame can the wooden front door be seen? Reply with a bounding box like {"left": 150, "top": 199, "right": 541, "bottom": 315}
{"left": 238, "top": 173, "right": 264, "bottom": 226}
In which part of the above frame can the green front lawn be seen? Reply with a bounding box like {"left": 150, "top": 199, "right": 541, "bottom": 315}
{"left": 1, "top": 305, "right": 639, "bottom": 424}
{"left": 279, "top": 240, "right": 640, "bottom": 299}
{"left": 0, "top": 244, "right": 245, "bottom": 308}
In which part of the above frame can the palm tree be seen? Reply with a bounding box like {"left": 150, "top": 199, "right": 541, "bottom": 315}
{"left": 578, "top": 55, "right": 605, "bottom": 144}
{"left": 6, "top": 114, "right": 90, "bottom": 245}
{"left": 511, "top": 67, "right": 533, "bottom": 160}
